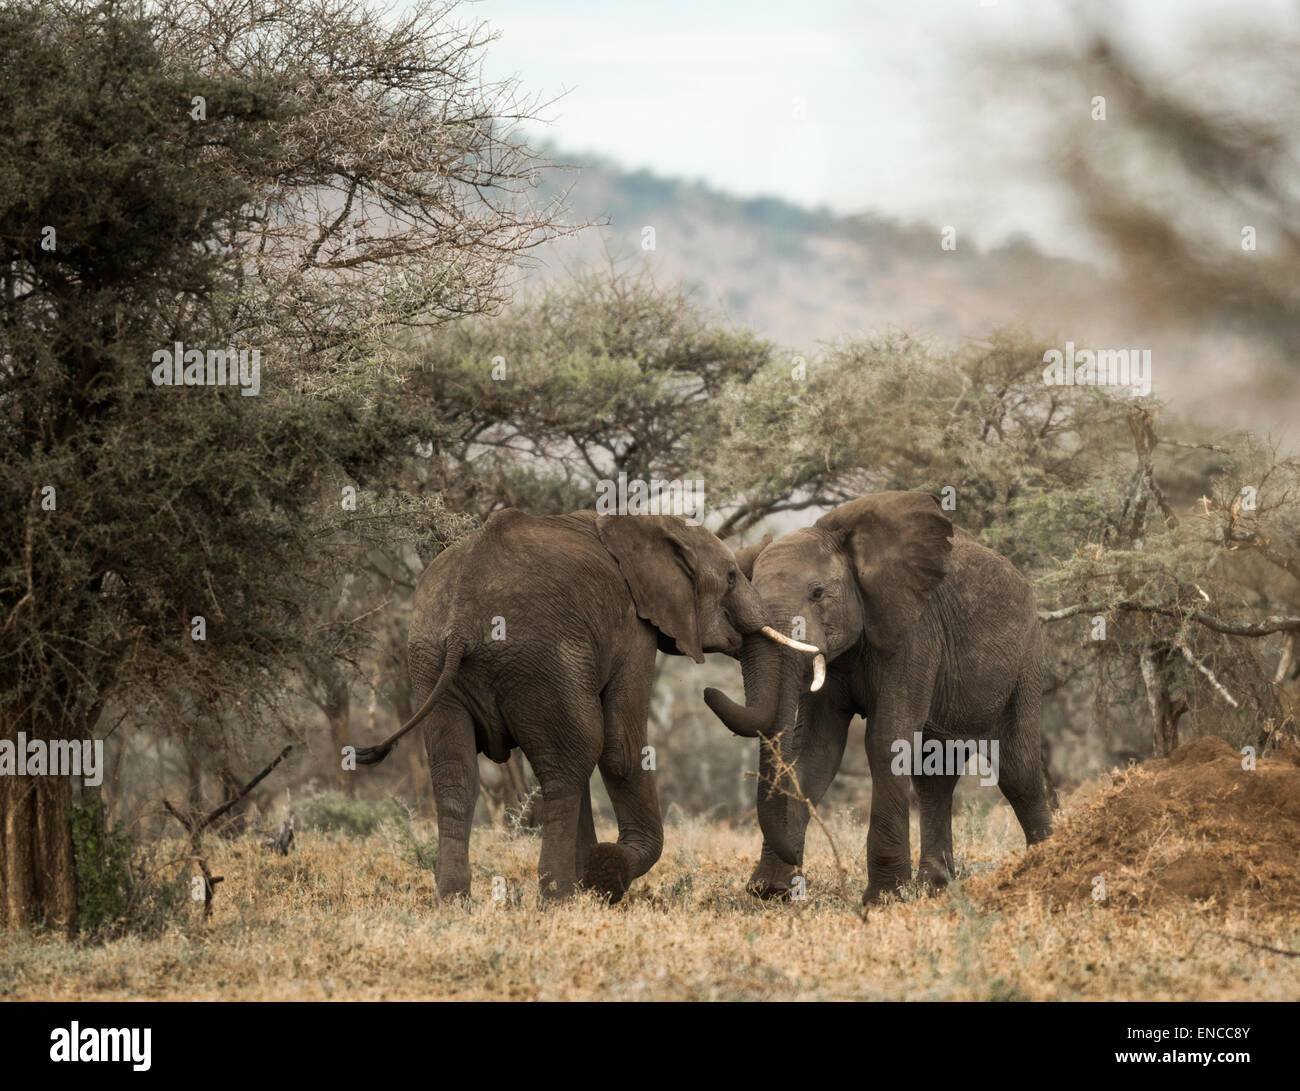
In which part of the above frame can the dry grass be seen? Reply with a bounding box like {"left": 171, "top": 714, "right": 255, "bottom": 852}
{"left": 2, "top": 774, "right": 1298, "bottom": 1001}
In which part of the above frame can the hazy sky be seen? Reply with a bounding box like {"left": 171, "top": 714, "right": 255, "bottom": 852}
{"left": 456, "top": 0, "right": 1293, "bottom": 258}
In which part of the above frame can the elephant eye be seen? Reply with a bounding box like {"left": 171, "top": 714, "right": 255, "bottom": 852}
{"left": 727, "top": 568, "right": 738, "bottom": 588}
{"left": 809, "top": 586, "right": 825, "bottom": 602}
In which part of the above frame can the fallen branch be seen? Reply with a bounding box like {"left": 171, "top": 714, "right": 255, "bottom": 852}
{"left": 162, "top": 745, "right": 293, "bottom": 919}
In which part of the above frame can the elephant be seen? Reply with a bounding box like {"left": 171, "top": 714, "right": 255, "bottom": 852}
{"left": 354, "top": 507, "right": 810, "bottom": 904}
{"left": 704, "top": 491, "right": 1054, "bottom": 906}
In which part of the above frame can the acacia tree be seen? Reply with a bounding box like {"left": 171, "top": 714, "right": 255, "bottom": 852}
{"left": 709, "top": 328, "right": 1129, "bottom": 542}
{"left": 0, "top": 0, "right": 567, "bottom": 931}
{"left": 403, "top": 266, "right": 773, "bottom": 518}
{"left": 1037, "top": 418, "right": 1300, "bottom": 757}
{"left": 150, "top": 0, "right": 576, "bottom": 384}
{"left": 0, "top": 0, "right": 290, "bottom": 929}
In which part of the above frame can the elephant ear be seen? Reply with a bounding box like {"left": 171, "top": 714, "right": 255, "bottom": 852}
{"left": 815, "top": 492, "right": 953, "bottom": 655}
{"left": 734, "top": 532, "right": 772, "bottom": 580}
{"left": 596, "top": 515, "right": 705, "bottom": 663}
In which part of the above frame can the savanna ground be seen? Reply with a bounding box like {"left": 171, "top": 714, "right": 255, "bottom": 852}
{"left": 1, "top": 737, "right": 1297, "bottom": 1001}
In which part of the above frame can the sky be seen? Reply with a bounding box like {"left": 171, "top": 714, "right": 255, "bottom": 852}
{"left": 450, "top": 0, "right": 1294, "bottom": 259}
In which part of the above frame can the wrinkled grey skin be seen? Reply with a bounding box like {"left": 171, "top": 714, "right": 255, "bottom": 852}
{"left": 358, "top": 508, "right": 768, "bottom": 904}
{"left": 706, "top": 492, "right": 1053, "bottom": 905}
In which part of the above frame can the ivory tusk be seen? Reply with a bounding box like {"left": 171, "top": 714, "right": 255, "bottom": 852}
{"left": 760, "top": 625, "right": 820, "bottom": 655}
{"left": 810, "top": 653, "right": 826, "bottom": 693}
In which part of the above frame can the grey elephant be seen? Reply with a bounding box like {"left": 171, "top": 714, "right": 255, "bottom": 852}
{"left": 705, "top": 491, "right": 1053, "bottom": 905}
{"left": 355, "top": 508, "right": 809, "bottom": 903}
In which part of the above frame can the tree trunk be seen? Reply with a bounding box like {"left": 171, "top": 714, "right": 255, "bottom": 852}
{"left": 325, "top": 679, "right": 352, "bottom": 795}
{"left": 215, "top": 767, "right": 250, "bottom": 839}
{"left": 184, "top": 738, "right": 204, "bottom": 811}
{"left": 1140, "top": 639, "right": 1186, "bottom": 758}
{"left": 1092, "top": 641, "right": 1112, "bottom": 767}
{"left": 0, "top": 771, "right": 77, "bottom": 932}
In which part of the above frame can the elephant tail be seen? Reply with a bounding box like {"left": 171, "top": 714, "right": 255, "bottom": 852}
{"left": 353, "top": 640, "right": 465, "bottom": 766}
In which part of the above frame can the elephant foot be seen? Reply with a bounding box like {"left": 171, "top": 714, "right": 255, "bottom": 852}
{"left": 915, "top": 859, "right": 953, "bottom": 896}
{"left": 435, "top": 866, "right": 471, "bottom": 903}
{"left": 861, "top": 876, "right": 908, "bottom": 908}
{"left": 747, "top": 854, "right": 797, "bottom": 900}
{"left": 747, "top": 846, "right": 801, "bottom": 901}
{"left": 581, "top": 843, "right": 632, "bottom": 904}
{"left": 747, "top": 877, "right": 792, "bottom": 900}
{"left": 538, "top": 877, "right": 579, "bottom": 903}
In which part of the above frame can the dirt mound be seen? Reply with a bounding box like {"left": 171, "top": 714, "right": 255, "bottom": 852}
{"left": 970, "top": 735, "right": 1300, "bottom": 915}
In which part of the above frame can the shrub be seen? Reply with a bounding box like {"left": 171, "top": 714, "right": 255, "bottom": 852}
{"left": 298, "top": 790, "right": 406, "bottom": 837}
{"left": 70, "top": 803, "right": 187, "bottom": 939}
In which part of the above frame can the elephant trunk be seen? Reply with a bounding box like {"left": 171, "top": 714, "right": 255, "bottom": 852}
{"left": 703, "top": 630, "right": 782, "bottom": 738}
{"left": 756, "top": 649, "right": 808, "bottom": 867}
{"left": 704, "top": 610, "right": 823, "bottom": 737}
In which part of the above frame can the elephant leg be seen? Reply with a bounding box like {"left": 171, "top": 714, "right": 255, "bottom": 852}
{"left": 997, "top": 680, "right": 1054, "bottom": 846}
{"left": 423, "top": 700, "right": 479, "bottom": 901}
{"left": 535, "top": 785, "right": 585, "bottom": 901}
{"left": 914, "top": 764, "right": 959, "bottom": 891}
{"left": 749, "top": 698, "right": 852, "bottom": 900}
{"left": 584, "top": 659, "right": 662, "bottom": 903}
{"left": 863, "top": 679, "right": 934, "bottom": 906}
{"left": 863, "top": 726, "right": 912, "bottom": 904}
{"left": 592, "top": 763, "right": 661, "bottom": 903}
{"left": 507, "top": 687, "right": 604, "bottom": 903}
{"left": 575, "top": 782, "right": 598, "bottom": 877}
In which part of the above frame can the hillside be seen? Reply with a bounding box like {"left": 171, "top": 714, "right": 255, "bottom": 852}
{"left": 533, "top": 154, "right": 1296, "bottom": 433}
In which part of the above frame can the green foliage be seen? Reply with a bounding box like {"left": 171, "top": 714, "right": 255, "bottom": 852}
{"left": 0, "top": 0, "right": 298, "bottom": 735}
{"left": 0, "top": 0, "right": 481, "bottom": 768}
{"left": 70, "top": 803, "right": 131, "bottom": 935}
{"left": 383, "top": 810, "right": 439, "bottom": 872}
{"left": 297, "top": 792, "right": 437, "bottom": 870}
{"left": 399, "top": 266, "right": 774, "bottom": 519}
{"left": 298, "top": 791, "right": 407, "bottom": 837}
{"left": 70, "top": 803, "right": 187, "bottom": 939}
{"left": 710, "top": 326, "right": 1136, "bottom": 541}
